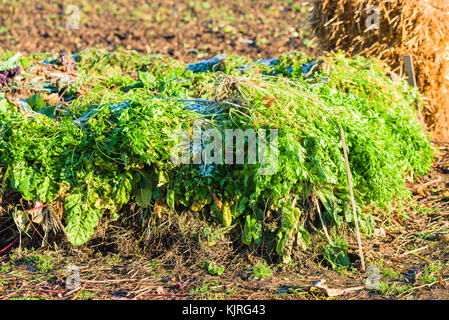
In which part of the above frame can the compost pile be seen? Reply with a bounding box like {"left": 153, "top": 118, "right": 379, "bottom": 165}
{"left": 0, "top": 49, "right": 433, "bottom": 264}
{"left": 310, "top": 0, "right": 449, "bottom": 140}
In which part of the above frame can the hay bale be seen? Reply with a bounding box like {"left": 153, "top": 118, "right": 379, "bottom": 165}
{"left": 310, "top": 0, "right": 449, "bottom": 140}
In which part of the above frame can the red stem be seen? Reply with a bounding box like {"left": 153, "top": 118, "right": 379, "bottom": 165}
{"left": 0, "top": 238, "right": 18, "bottom": 254}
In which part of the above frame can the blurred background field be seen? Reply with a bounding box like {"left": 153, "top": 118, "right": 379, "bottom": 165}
{"left": 0, "top": 0, "right": 315, "bottom": 61}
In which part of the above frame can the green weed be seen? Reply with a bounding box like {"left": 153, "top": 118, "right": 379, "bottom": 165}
{"left": 202, "top": 262, "right": 225, "bottom": 276}
{"left": 0, "top": 264, "right": 11, "bottom": 273}
{"left": 106, "top": 254, "right": 122, "bottom": 264}
{"left": 77, "top": 290, "right": 96, "bottom": 300}
{"left": 378, "top": 282, "right": 410, "bottom": 297}
{"left": 417, "top": 262, "right": 447, "bottom": 284}
{"left": 250, "top": 262, "right": 273, "bottom": 279}
{"left": 381, "top": 267, "right": 401, "bottom": 280}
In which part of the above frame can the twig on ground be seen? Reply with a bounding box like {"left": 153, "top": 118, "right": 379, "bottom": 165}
{"left": 142, "top": 293, "right": 197, "bottom": 297}
{"left": 419, "top": 176, "right": 442, "bottom": 189}
{"left": 64, "top": 285, "right": 82, "bottom": 297}
{"left": 81, "top": 277, "right": 150, "bottom": 284}
{"left": 411, "top": 252, "right": 433, "bottom": 264}
{"left": 401, "top": 246, "right": 429, "bottom": 257}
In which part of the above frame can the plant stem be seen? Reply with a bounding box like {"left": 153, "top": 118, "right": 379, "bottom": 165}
{"left": 340, "top": 127, "right": 365, "bottom": 272}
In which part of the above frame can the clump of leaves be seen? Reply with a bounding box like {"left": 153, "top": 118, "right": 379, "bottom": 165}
{"left": 417, "top": 262, "right": 447, "bottom": 284}
{"left": 250, "top": 262, "right": 273, "bottom": 279}
{"left": 77, "top": 290, "right": 96, "bottom": 300}
{"left": 20, "top": 252, "right": 54, "bottom": 272}
{"left": 202, "top": 262, "right": 225, "bottom": 276}
{"left": 378, "top": 281, "right": 411, "bottom": 297}
{"left": 323, "top": 237, "right": 350, "bottom": 270}
{"left": 0, "top": 264, "right": 11, "bottom": 273}
{"left": 381, "top": 267, "right": 401, "bottom": 280}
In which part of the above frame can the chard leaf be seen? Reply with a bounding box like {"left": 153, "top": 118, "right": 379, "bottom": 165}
{"left": 65, "top": 194, "right": 102, "bottom": 246}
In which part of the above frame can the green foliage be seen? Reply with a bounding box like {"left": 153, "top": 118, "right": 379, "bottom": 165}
{"left": 417, "top": 262, "right": 447, "bottom": 284}
{"left": 378, "top": 282, "right": 410, "bottom": 297}
{"left": 323, "top": 237, "right": 350, "bottom": 269}
{"left": 0, "top": 50, "right": 433, "bottom": 264}
{"left": 203, "top": 262, "right": 225, "bottom": 276}
{"left": 106, "top": 254, "right": 122, "bottom": 264}
{"left": 0, "top": 52, "right": 21, "bottom": 71}
{"left": 26, "top": 93, "right": 45, "bottom": 111}
{"left": 77, "top": 290, "right": 96, "bottom": 300}
{"left": 15, "top": 250, "right": 54, "bottom": 272}
{"left": 381, "top": 267, "right": 401, "bottom": 280}
{"left": 0, "top": 264, "right": 11, "bottom": 273}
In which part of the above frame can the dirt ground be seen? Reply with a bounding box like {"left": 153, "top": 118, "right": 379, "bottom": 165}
{"left": 0, "top": 0, "right": 448, "bottom": 301}
{"left": 0, "top": 0, "right": 314, "bottom": 62}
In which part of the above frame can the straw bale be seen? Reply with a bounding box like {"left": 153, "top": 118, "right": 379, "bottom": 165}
{"left": 311, "top": 0, "right": 449, "bottom": 139}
